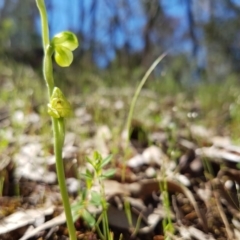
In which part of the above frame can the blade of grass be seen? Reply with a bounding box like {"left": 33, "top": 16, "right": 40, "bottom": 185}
{"left": 122, "top": 52, "right": 168, "bottom": 182}
{"left": 121, "top": 52, "right": 167, "bottom": 237}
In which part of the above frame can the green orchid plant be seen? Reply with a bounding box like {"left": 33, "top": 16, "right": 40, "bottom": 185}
{"left": 36, "top": 0, "right": 78, "bottom": 239}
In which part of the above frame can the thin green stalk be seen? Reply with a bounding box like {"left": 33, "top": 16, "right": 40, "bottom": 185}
{"left": 159, "top": 179, "right": 173, "bottom": 237}
{"left": 121, "top": 52, "right": 167, "bottom": 236}
{"left": 95, "top": 217, "right": 105, "bottom": 240}
{"left": 125, "top": 52, "right": 168, "bottom": 145}
{"left": 124, "top": 200, "right": 133, "bottom": 227}
{"left": 36, "top": 1, "right": 76, "bottom": 239}
{"left": 0, "top": 174, "right": 4, "bottom": 196}
{"left": 44, "top": 47, "right": 54, "bottom": 94}
{"left": 100, "top": 181, "right": 111, "bottom": 239}
{"left": 122, "top": 52, "right": 167, "bottom": 182}
{"left": 36, "top": 0, "right": 49, "bottom": 49}
{"left": 52, "top": 118, "right": 76, "bottom": 238}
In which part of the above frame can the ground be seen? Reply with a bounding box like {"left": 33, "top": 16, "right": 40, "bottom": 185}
{"left": 1, "top": 61, "right": 240, "bottom": 239}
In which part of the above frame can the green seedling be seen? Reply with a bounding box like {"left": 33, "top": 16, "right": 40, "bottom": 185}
{"left": 36, "top": 0, "right": 78, "bottom": 239}
{"left": 158, "top": 176, "right": 174, "bottom": 239}
{"left": 72, "top": 151, "right": 115, "bottom": 240}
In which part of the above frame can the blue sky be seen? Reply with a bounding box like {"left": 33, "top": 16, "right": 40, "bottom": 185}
{"left": 43, "top": 0, "right": 150, "bottom": 67}
{"left": 37, "top": 0, "right": 188, "bottom": 67}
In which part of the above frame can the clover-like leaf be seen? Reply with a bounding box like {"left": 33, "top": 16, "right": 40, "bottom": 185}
{"left": 51, "top": 31, "right": 78, "bottom": 67}
{"left": 90, "top": 191, "right": 102, "bottom": 206}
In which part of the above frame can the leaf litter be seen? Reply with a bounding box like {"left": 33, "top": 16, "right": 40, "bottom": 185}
{"left": 1, "top": 88, "right": 240, "bottom": 240}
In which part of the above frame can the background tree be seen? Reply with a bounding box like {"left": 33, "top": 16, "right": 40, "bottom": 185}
{"left": 0, "top": 0, "right": 239, "bottom": 84}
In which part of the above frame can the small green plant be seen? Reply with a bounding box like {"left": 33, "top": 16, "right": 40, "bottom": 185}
{"left": 36, "top": 0, "right": 78, "bottom": 239}
{"left": 158, "top": 174, "right": 174, "bottom": 239}
{"left": 72, "top": 151, "right": 115, "bottom": 240}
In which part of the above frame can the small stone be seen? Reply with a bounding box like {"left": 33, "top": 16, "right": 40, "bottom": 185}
{"left": 142, "top": 145, "right": 165, "bottom": 166}
{"left": 145, "top": 167, "right": 156, "bottom": 178}
{"left": 127, "top": 154, "right": 145, "bottom": 169}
